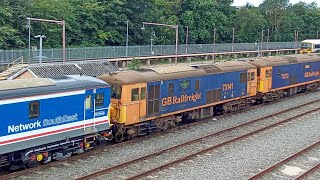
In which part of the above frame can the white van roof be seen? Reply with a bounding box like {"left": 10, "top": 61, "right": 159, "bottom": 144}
{"left": 301, "top": 39, "right": 320, "bottom": 44}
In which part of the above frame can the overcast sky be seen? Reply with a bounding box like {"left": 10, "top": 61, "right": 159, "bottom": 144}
{"left": 232, "top": 0, "right": 319, "bottom": 7}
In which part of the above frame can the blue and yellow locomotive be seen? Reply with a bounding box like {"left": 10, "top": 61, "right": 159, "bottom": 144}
{"left": 101, "top": 54, "right": 320, "bottom": 141}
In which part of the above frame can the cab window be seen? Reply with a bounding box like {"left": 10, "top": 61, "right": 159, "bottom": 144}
{"left": 111, "top": 84, "right": 122, "bottom": 99}
{"left": 29, "top": 101, "right": 40, "bottom": 119}
{"left": 266, "top": 69, "right": 272, "bottom": 78}
{"left": 131, "top": 88, "right": 139, "bottom": 101}
{"left": 250, "top": 72, "right": 255, "bottom": 81}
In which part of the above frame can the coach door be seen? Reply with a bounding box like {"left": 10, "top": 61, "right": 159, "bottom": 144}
{"left": 84, "top": 91, "right": 95, "bottom": 134}
{"left": 247, "top": 69, "right": 257, "bottom": 96}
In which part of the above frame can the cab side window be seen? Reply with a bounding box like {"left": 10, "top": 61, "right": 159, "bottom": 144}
{"left": 29, "top": 101, "right": 40, "bottom": 118}
{"left": 131, "top": 88, "right": 139, "bottom": 101}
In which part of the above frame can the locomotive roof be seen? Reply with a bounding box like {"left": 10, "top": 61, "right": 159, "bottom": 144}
{"left": 247, "top": 54, "right": 320, "bottom": 67}
{"left": 0, "top": 75, "right": 109, "bottom": 100}
{"left": 99, "top": 61, "right": 256, "bottom": 85}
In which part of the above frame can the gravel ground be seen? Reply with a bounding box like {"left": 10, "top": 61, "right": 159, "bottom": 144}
{"left": 261, "top": 145, "right": 320, "bottom": 179}
{"left": 17, "top": 91, "right": 320, "bottom": 180}
{"left": 94, "top": 98, "right": 320, "bottom": 179}
{"left": 147, "top": 109, "right": 320, "bottom": 180}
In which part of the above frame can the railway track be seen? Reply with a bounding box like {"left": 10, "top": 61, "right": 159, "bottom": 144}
{"left": 249, "top": 140, "right": 320, "bottom": 180}
{"left": 75, "top": 99, "right": 320, "bottom": 180}
{"left": 2, "top": 91, "right": 319, "bottom": 179}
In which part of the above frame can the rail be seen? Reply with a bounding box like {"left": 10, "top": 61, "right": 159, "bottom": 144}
{"left": 248, "top": 140, "right": 320, "bottom": 179}
{"left": 76, "top": 99, "right": 320, "bottom": 180}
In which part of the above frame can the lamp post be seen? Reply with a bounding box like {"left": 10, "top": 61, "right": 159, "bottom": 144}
{"left": 232, "top": 28, "right": 235, "bottom": 52}
{"left": 27, "top": 17, "right": 66, "bottom": 62}
{"left": 317, "top": 31, "right": 319, "bottom": 39}
{"left": 294, "top": 30, "right": 299, "bottom": 50}
{"left": 142, "top": 22, "right": 179, "bottom": 64}
{"left": 256, "top": 39, "right": 260, "bottom": 57}
{"left": 35, "top": 35, "right": 46, "bottom": 63}
{"left": 126, "top": 21, "right": 129, "bottom": 59}
{"left": 185, "top": 26, "right": 189, "bottom": 54}
{"left": 212, "top": 28, "right": 216, "bottom": 60}
{"left": 267, "top": 29, "right": 270, "bottom": 50}
{"left": 26, "top": 19, "right": 31, "bottom": 63}
{"left": 150, "top": 31, "right": 155, "bottom": 55}
{"left": 261, "top": 30, "right": 265, "bottom": 57}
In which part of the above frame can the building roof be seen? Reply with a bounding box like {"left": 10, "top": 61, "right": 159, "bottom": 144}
{"left": 8, "top": 60, "right": 119, "bottom": 79}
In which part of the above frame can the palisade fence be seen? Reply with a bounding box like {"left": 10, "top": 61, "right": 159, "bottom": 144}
{"left": 0, "top": 42, "right": 298, "bottom": 65}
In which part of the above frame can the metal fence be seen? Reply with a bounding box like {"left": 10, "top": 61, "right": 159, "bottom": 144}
{"left": 0, "top": 42, "right": 298, "bottom": 64}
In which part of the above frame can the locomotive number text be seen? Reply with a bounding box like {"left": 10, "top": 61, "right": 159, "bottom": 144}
{"left": 222, "top": 83, "right": 234, "bottom": 91}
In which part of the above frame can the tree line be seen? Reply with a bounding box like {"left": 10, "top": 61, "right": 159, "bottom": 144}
{"left": 0, "top": 0, "right": 319, "bottom": 50}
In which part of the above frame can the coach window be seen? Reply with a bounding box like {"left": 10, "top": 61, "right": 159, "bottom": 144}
{"left": 240, "top": 72, "right": 247, "bottom": 83}
{"left": 95, "top": 93, "right": 104, "bottom": 107}
{"left": 195, "top": 80, "right": 200, "bottom": 91}
{"left": 168, "top": 83, "right": 174, "bottom": 96}
{"left": 140, "top": 87, "right": 146, "bottom": 100}
{"left": 85, "top": 95, "right": 92, "bottom": 109}
{"left": 29, "top": 101, "right": 40, "bottom": 119}
{"left": 131, "top": 88, "right": 139, "bottom": 101}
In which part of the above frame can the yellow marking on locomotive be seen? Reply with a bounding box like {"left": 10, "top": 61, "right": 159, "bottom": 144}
{"left": 222, "top": 83, "right": 234, "bottom": 91}
{"left": 304, "top": 71, "right": 320, "bottom": 78}
{"left": 162, "top": 92, "right": 202, "bottom": 106}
